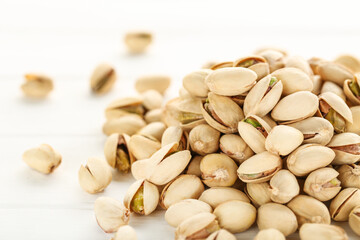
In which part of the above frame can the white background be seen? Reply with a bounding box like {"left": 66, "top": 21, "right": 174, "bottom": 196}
{"left": 0, "top": 0, "right": 359, "bottom": 239}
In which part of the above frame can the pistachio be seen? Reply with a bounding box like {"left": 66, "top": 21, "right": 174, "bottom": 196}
{"left": 271, "top": 67, "right": 313, "bottom": 95}
{"left": 206, "top": 229, "right": 236, "bottom": 240}
{"left": 105, "top": 97, "right": 144, "bottom": 119}
{"left": 165, "top": 199, "right": 212, "bottom": 227}
{"left": 123, "top": 179, "right": 159, "bottom": 215}
{"left": 103, "top": 115, "right": 146, "bottom": 136}
{"left": 90, "top": 63, "right": 116, "bottom": 94}
{"left": 317, "top": 61, "right": 354, "bottom": 86}
{"left": 160, "top": 174, "right": 204, "bottom": 209}
{"left": 210, "top": 61, "right": 233, "bottom": 70}
{"left": 219, "top": 134, "right": 254, "bottom": 164}
{"left": 346, "top": 106, "right": 360, "bottom": 134}
{"left": 233, "top": 55, "right": 269, "bottom": 80}
{"left": 141, "top": 89, "right": 163, "bottom": 110}
{"left": 287, "top": 195, "right": 331, "bottom": 226}
{"left": 321, "top": 81, "right": 346, "bottom": 101}
{"left": 135, "top": 75, "right": 171, "bottom": 94}
{"left": 285, "top": 55, "right": 314, "bottom": 76}
{"left": 312, "top": 75, "right": 323, "bottom": 95}
{"left": 299, "top": 223, "right": 348, "bottom": 240}
{"left": 124, "top": 32, "right": 152, "bottom": 53}
{"left": 175, "top": 212, "right": 220, "bottom": 240}
{"left": 21, "top": 73, "right": 53, "bottom": 98}
{"left": 22, "top": 144, "right": 62, "bottom": 174}
{"left": 327, "top": 132, "right": 360, "bottom": 165}
{"left": 254, "top": 228, "right": 286, "bottom": 240}
{"left": 144, "top": 108, "right": 162, "bottom": 123}
{"left": 183, "top": 69, "right": 212, "bottom": 98}
{"left": 213, "top": 200, "right": 256, "bottom": 233}
{"left": 202, "top": 61, "right": 218, "bottom": 69}
{"left": 286, "top": 144, "right": 335, "bottom": 177}
{"left": 304, "top": 168, "right": 341, "bottom": 201}
{"left": 186, "top": 155, "right": 202, "bottom": 177}
{"left": 344, "top": 74, "right": 360, "bottom": 105}
{"left": 269, "top": 170, "right": 300, "bottom": 204}
{"left": 330, "top": 187, "right": 360, "bottom": 221}
{"left": 189, "top": 124, "right": 220, "bottom": 155}
{"left": 128, "top": 134, "right": 161, "bottom": 160}
{"left": 337, "top": 164, "right": 360, "bottom": 189}
{"left": 257, "top": 203, "right": 298, "bottom": 236}
{"left": 200, "top": 153, "right": 238, "bottom": 187}
{"left": 205, "top": 67, "right": 257, "bottom": 96}
{"left": 349, "top": 205, "right": 360, "bottom": 236}
{"left": 78, "top": 157, "right": 112, "bottom": 194}
{"left": 94, "top": 197, "right": 130, "bottom": 233}
{"left": 137, "top": 122, "right": 166, "bottom": 141}
{"left": 262, "top": 114, "right": 278, "bottom": 128}
{"left": 335, "top": 54, "right": 360, "bottom": 73}
{"left": 161, "top": 126, "right": 189, "bottom": 151}
{"left": 198, "top": 187, "right": 250, "bottom": 209}
{"left": 237, "top": 151, "right": 282, "bottom": 183}
{"left": 245, "top": 182, "right": 272, "bottom": 207}
{"left": 112, "top": 225, "right": 137, "bottom": 240}
{"left": 265, "top": 125, "right": 303, "bottom": 156}
{"left": 258, "top": 49, "right": 285, "bottom": 72}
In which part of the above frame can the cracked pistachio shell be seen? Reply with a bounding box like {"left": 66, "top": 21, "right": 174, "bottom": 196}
{"left": 161, "top": 126, "right": 189, "bottom": 151}
{"left": 183, "top": 69, "right": 212, "bottom": 98}
{"left": 287, "top": 144, "right": 335, "bottom": 177}
{"left": 90, "top": 63, "right": 116, "bottom": 94}
{"left": 78, "top": 157, "right": 112, "bottom": 194}
{"left": 189, "top": 124, "right": 220, "bottom": 155}
{"left": 238, "top": 115, "right": 272, "bottom": 153}
{"left": 269, "top": 170, "right": 300, "bottom": 204}
{"left": 199, "top": 187, "right": 250, "bottom": 209}
{"left": 141, "top": 89, "right": 163, "bottom": 110}
{"left": 245, "top": 182, "right": 272, "bottom": 207}
{"left": 135, "top": 75, "right": 171, "bottom": 95}
{"left": 287, "top": 117, "right": 334, "bottom": 145}
{"left": 257, "top": 203, "right": 298, "bottom": 236}
{"left": 206, "top": 229, "right": 236, "bottom": 240}
{"left": 200, "top": 153, "right": 238, "bottom": 187}
{"left": 312, "top": 75, "right": 323, "bottom": 95}
{"left": 287, "top": 195, "right": 331, "bottom": 227}
{"left": 346, "top": 106, "right": 360, "bottom": 134}
{"left": 123, "top": 179, "right": 159, "bottom": 215}
{"left": 144, "top": 108, "right": 162, "bottom": 123}
{"left": 272, "top": 67, "right": 313, "bottom": 95}
{"left": 337, "top": 164, "right": 360, "bottom": 188}
{"left": 124, "top": 32, "right": 152, "bottom": 53}
{"left": 175, "top": 212, "right": 220, "bottom": 240}
{"left": 243, "top": 75, "right": 283, "bottom": 117}
{"left": 327, "top": 133, "right": 360, "bottom": 165}
{"left": 22, "top": 144, "right": 62, "bottom": 174}
{"left": 335, "top": 54, "right": 360, "bottom": 73}
{"left": 330, "top": 188, "right": 360, "bottom": 221}
{"left": 233, "top": 55, "right": 269, "bottom": 80}
{"left": 349, "top": 205, "right": 360, "bottom": 236}
{"left": 219, "top": 134, "right": 254, "bottom": 164}
{"left": 165, "top": 199, "right": 212, "bottom": 227}
{"left": 344, "top": 76, "right": 360, "bottom": 105}
{"left": 321, "top": 81, "right": 346, "bottom": 101}
{"left": 210, "top": 61, "right": 233, "bottom": 70}
{"left": 137, "top": 122, "right": 166, "bottom": 141}
{"left": 112, "top": 225, "right": 137, "bottom": 240}
{"left": 254, "top": 228, "right": 285, "bottom": 240}
{"left": 258, "top": 49, "right": 285, "bottom": 73}
{"left": 205, "top": 67, "right": 257, "bottom": 96}
{"left": 308, "top": 57, "right": 326, "bottom": 75}
{"left": 21, "top": 73, "right": 54, "bottom": 98}
{"left": 285, "top": 55, "right": 314, "bottom": 76}
{"left": 318, "top": 61, "right": 354, "bottom": 86}
{"left": 237, "top": 151, "right": 282, "bottom": 183}
{"left": 160, "top": 174, "right": 204, "bottom": 209}
{"left": 105, "top": 97, "right": 144, "bottom": 119}
{"left": 304, "top": 168, "right": 341, "bottom": 201}
{"left": 271, "top": 91, "right": 319, "bottom": 124}
{"left": 102, "top": 115, "right": 146, "bottom": 136}
{"left": 201, "top": 92, "right": 244, "bottom": 133}
{"left": 265, "top": 125, "right": 303, "bottom": 156}
{"left": 186, "top": 155, "right": 202, "bottom": 177}
{"left": 128, "top": 134, "right": 161, "bottom": 160}
{"left": 94, "top": 197, "right": 130, "bottom": 233}
{"left": 213, "top": 200, "right": 256, "bottom": 233}
{"left": 299, "top": 223, "right": 348, "bottom": 240}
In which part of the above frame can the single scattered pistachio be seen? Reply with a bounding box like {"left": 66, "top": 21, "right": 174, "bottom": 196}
{"left": 258, "top": 49, "right": 285, "bottom": 72}
{"left": 78, "top": 157, "right": 112, "bottom": 194}
{"left": 22, "top": 144, "right": 62, "bottom": 174}
{"left": 257, "top": 203, "right": 298, "bottom": 237}
{"left": 308, "top": 57, "right": 326, "bottom": 75}
{"left": 135, "top": 75, "right": 171, "bottom": 94}
{"left": 161, "top": 126, "right": 189, "bottom": 150}
{"left": 237, "top": 151, "right": 282, "bottom": 183}
{"left": 124, "top": 32, "right": 152, "bottom": 53}
{"left": 265, "top": 125, "right": 303, "bottom": 156}
{"left": 286, "top": 144, "right": 335, "bottom": 177}
{"left": 271, "top": 67, "right": 313, "bottom": 95}
{"left": 123, "top": 179, "right": 159, "bottom": 215}
{"left": 269, "top": 170, "right": 300, "bottom": 204}
{"left": 349, "top": 205, "right": 360, "bottom": 236}
{"left": 254, "top": 228, "right": 286, "bottom": 240}
{"left": 112, "top": 225, "right": 137, "bottom": 240}
{"left": 90, "top": 63, "right": 116, "bottom": 94}
{"left": 200, "top": 153, "right": 238, "bottom": 187}
{"left": 104, "top": 133, "right": 134, "bottom": 173}
{"left": 206, "top": 229, "right": 236, "bottom": 240}
{"left": 165, "top": 199, "right": 212, "bottom": 227}
{"left": 344, "top": 74, "right": 360, "bottom": 105}
{"left": 186, "top": 155, "right": 203, "bottom": 177}
{"left": 103, "top": 115, "right": 146, "bottom": 136}
{"left": 94, "top": 197, "right": 130, "bottom": 233}
{"left": 346, "top": 106, "right": 360, "bottom": 135}
{"left": 312, "top": 75, "right": 323, "bottom": 95}
{"left": 128, "top": 134, "right": 161, "bottom": 160}
{"left": 327, "top": 132, "right": 360, "bottom": 165}
{"left": 321, "top": 81, "right": 346, "bottom": 101}
{"left": 299, "top": 223, "right": 348, "bottom": 240}
{"left": 213, "top": 200, "right": 256, "bottom": 233}
{"left": 337, "top": 164, "right": 360, "bottom": 188}
{"left": 160, "top": 174, "right": 204, "bottom": 209}
{"left": 189, "top": 124, "right": 220, "bottom": 155}
{"left": 219, "top": 134, "right": 254, "bottom": 164}
{"left": 175, "top": 212, "right": 220, "bottom": 240}
{"left": 21, "top": 73, "right": 53, "bottom": 98}
{"left": 210, "top": 61, "right": 234, "bottom": 70}
{"left": 144, "top": 108, "right": 162, "bottom": 123}
{"left": 141, "top": 89, "right": 163, "bottom": 110}
{"left": 245, "top": 182, "right": 272, "bottom": 207}
{"left": 201, "top": 92, "right": 244, "bottom": 133}
{"left": 137, "top": 121, "right": 166, "bottom": 141}
{"left": 233, "top": 55, "right": 269, "bottom": 80}
{"left": 335, "top": 54, "right": 360, "bottom": 73}
{"left": 285, "top": 55, "right": 314, "bottom": 76}
{"left": 303, "top": 167, "right": 341, "bottom": 201}
{"left": 317, "top": 61, "right": 354, "bottom": 86}
{"left": 199, "top": 187, "right": 250, "bottom": 209}
{"left": 183, "top": 69, "right": 212, "bottom": 98}
{"left": 105, "top": 97, "right": 144, "bottom": 119}
{"left": 330, "top": 187, "right": 360, "bottom": 221}
{"left": 287, "top": 195, "right": 331, "bottom": 226}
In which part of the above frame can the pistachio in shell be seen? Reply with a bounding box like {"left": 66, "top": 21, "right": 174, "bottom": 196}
{"left": 210, "top": 61, "right": 233, "bottom": 70}
{"left": 285, "top": 55, "right": 314, "bottom": 76}
{"left": 102, "top": 115, "right": 146, "bottom": 136}
{"left": 330, "top": 187, "right": 360, "bottom": 221}
{"left": 183, "top": 69, "right": 212, "bottom": 98}
{"left": 128, "top": 134, "right": 161, "bottom": 160}
{"left": 21, "top": 73, "right": 54, "bottom": 98}
{"left": 317, "top": 61, "right": 354, "bottom": 86}
{"left": 161, "top": 126, "right": 189, "bottom": 151}
{"left": 271, "top": 67, "right": 313, "bottom": 95}
{"left": 105, "top": 97, "right": 144, "bottom": 119}
{"left": 189, "top": 124, "right": 220, "bottom": 155}
{"left": 258, "top": 49, "right": 285, "bottom": 72}
{"left": 141, "top": 89, "right": 163, "bottom": 110}
{"left": 346, "top": 106, "right": 360, "bottom": 135}
{"left": 144, "top": 108, "right": 162, "bottom": 123}
{"left": 321, "top": 81, "right": 346, "bottom": 101}
{"left": 337, "top": 164, "right": 360, "bottom": 189}
{"left": 269, "top": 169, "right": 300, "bottom": 204}
{"left": 135, "top": 75, "right": 171, "bottom": 95}
{"left": 124, "top": 32, "right": 152, "bottom": 53}
{"left": 245, "top": 182, "right": 272, "bottom": 207}
{"left": 344, "top": 74, "right": 360, "bottom": 105}
{"left": 327, "top": 132, "right": 360, "bottom": 165}
{"left": 137, "top": 121, "right": 166, "bottom": 141}
{"left": 299, "top": 223, "right": 348, "bottom": 240}
{"left": 199, "top": 187, "right": 250, "bottom": 209}
{"left": 254, "top": 228, "right": 286, "bottom": 240}
{"left": 90, "top": 63, "right": 116, "bottom": 94}
{"left": 349, "top": 205, "right": 360, "bottom": 236}
{"left": 265, "top": 125, "right": 303, "bottom": 156}
{"left": 335, "top": 54, "right": 360, "bottom": 73}
{"left": 186, "top": 155, "right": 203, "bottom": 177}
{"left": 206, "top": 229, "right": 236, "bottom": 240}
{"left": 233, "top": 55, "right": 269, "bottom": 80}
{"left": 112, "top": 225, "right": 137, "bottom": 240}
{"left": 219, "top": 134, "right": 254, "bottom": 164}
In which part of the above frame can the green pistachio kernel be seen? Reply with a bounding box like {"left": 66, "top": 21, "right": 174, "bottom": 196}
{"left": 244, "top": 118, "right": 262, "bottom": 128}
{"left": 325, "top": 109, "right": 346, "bottom": 133}
{"left": 269, "top": 77, "right": 278, "bottom": 87}
{"left": 116, "top": 148, "right": 130, "bottom": 173}
{"left": 131, "top": 185, "right": 144, "bottom": 214}
{"left": 349, "top": 80, "right": 360, "bottom": 97}
{"left": 238, "top": 59, "right": 256, "bottom": 68}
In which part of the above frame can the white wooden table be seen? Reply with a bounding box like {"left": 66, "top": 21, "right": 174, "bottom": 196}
{"left": 1, "top": 0, "right": 360, "bottom": 239}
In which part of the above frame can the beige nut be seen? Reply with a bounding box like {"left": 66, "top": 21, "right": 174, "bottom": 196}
{"left": 78, "top": 157, "right": 112, "bottom": 194}
{"left": 269, "top": 169, "right": 300, "bottom": 204}
{"left": 285, "top": 55, "right": 313, "bottom": 76}
{"left": 262, "top": 114, "right": 278, "bottom": 128}
{"left": 349, "top": 205, "right": 360, "bottom": 236}
{"left": 346, "top": 106, "right": 360, "bottom": 134}
{"left": 258, "top": 49, "right": 285, "bottom": 73}
{"left": 137, "top": 121, "right": 166, "bottom": 141}
{"left": 344, "top": 74, "right": 360, "bottom": 105}
{"left": 21, "top": 73, "right": 53, "bottom": 98}
{"left": 206, "top": 229, "right": 236, "bottom": 240}
{"left": 144, "top": 108, "right": 162, "bottom": 123}
{"left": 128, "top": 134, "right": 161, "bottom": 160}
{"left": 94, "top": 196, "right": 130, "bottom": 233}
{"left": 321, "top": 81, "right": 346, "bottom": 101}
{"left": 317, "top": 61, "right": 354, "bottom": 86}
{"left": 112, "top": 225, "right": 137, "bottom": 240}
{"left": 102, "top": 115, "right": 146, "bottom": 136}
{"left": 265, "top": 125, "right": 303, "bottom": 156}
{"left": 183, "top": 69, "right": 212, "bottom": 98}
{"left": 124, "top": 32, "right": 152, "bottom": 53}
{"left": 189, "top": 124, "right": 220, "bottom": 155}
{"left": 271, "top": 67, "right": 313, "bottom": 95}
{"left": 337, "top": 164, "right": 360, "bottom": 189}
{"left": 308, "top": 57, "right": 326, "bottom": 75}
{"left": 327, "top": 132, "right": 360, "bottom": 165}
{"left": 254, "top": 228, "right": 286, "bottom": 240}
{"left": 219, "top": 134, "right": 254, "bottom": 164}
{"left": 135, "top": 75, "right": 171, "bottom": 94}
{"left": 141, "top": 89, "right": 163, "bottom": 110}
{"left": 233, "top": 55, "right": 269, "bottom": 80}
{"left": 245, "top": 182, "right": 272, "bottom": 207}
{"left": 22, "top": 144, "right": 61, "bottom": 174}
{"left": 199, "top": 187, "right": 250, "bottom": 209}
{"left": 90, "top": 63, "right": 116, "bottom": 94}
{"left": 335, "top": 54, "right": 360, "bottom": 73}
{"left": 330, "top": 187, "right": 360, "bottom": 221}
{"left": 161, "top": 126, "right": 189, "bottom": 150}
{"left": 186, "top": 155, "right": 202, "bottom": 177}
{"left": 299, "top": 223, "right": 348, "bottom": 240}
{"left": 312, "top": 75, "right": 323, "bottom": 95}
{"left": 105, "top": 97, "right": 144, "bottom": 119}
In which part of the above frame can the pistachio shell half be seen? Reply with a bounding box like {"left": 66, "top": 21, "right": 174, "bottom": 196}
{"left": 346, "top": 106, "right": 360, "bottom": 134}
{"left": 349, "top": 205, "right": 360, "bottom": 236}
{"left": 186, "top": 155, "right": 202, "bottom": 177}
{"left": 299, "top": 223, "right": 348, "bottom": 240}
{"left": 137, "top": 121, "right": 166, "bottom": 141}
{"left": 128, "top": 134, "right": 161, "bottom": 160}
{"left": 254, "top": 228, "right": 285, "bottom": 240}
{"left": 327, "top": 132, "right": 360, "bottom": 165}
{"left": 317, "top": 61, "right": 354, "bottom": 86}
{"left": 105, "top": 97, "right": 144, "bottom": 119}
{"left": 141, "top": 89, "right": 163, "bottom": 110}
{"left": 321, "top": 81, "right": 346, "bottom": 101}
{"left": 161, "top": 126, "right": 189, "bottom": 151}
{"left": 337, "top": 164, "right": 360, "bottom": 189}
{"left": 271, "top": 67, "right": 313, "bottom": 95}
{"left": 219, "top": 134, "right": 254, "bottom": 164}
{"left": 335, "top": 54, "right": 360, "bottom": 73}
{"left": 330, "top": 187, "right": 360, "bottom": 221}
{"left": 233, "top": 55, "right": 269, "bottom": 80}
{"left": 189, "top": 124, "right": 220, "bottom": 155}
{"left": 183, "top": 69, "right": 212, "bottom": 98}
{"left": 269, "top": 169, "right": 300, "bottom": 204}
{"left": 344, "top": 75, "right": 360, "bottom": 105}
{"left": 112, "top": 225, "right": 137, "bottom": 240}
{"left": 245, "top": 182, "right": 272, "bottom": 207}
{"left": 198, "top": 187, "right": 250, "bottom": 209}
{"left": 265, "top": 125, "right": 303, "bottom": 156}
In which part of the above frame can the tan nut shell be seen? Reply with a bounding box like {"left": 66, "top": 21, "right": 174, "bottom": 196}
{"left": 327, "top": 132, "right": 360, "bottom": 165}
{"left": 335, "top": 54, "right": 360, "bottom": 73}
{"left": 344, "top": 76, "right": 360, "bottom": 105}
{"left": 318, "top": 61, "right": 354, "bottom": 86}
{"left": 141, "top": 89, "right": 163, "bottom": 110}
{"left": 112, "top": 225, "right": 137, "bottom": 240}
{"left": 299, "top": 223, "right": 348, "bottom": 240}
{"left": 258, "top": 49, "right": 285, "bottom": 73}
{"left": 330, "top": 187, "right": 360, "bottom": 221}
{"left": 318, "top": 92, "right": 353, "bottom": 124}
{"left": 135, "top": 75, "right": 171, "bottom": 94}
{"left": 265, "top": 125, "right": 303, "bottom": 156}
{"left": 186, "top": 155, "right": 202, "bottom": 177}
{"left": 219, "top": 134, "right": 254, "bottom": 164}
{"left": 272, "top": 67, "right": 313, "bottom": 95}
{"left": 21, "top": 73, "right": 53, "bottom": 98}
{"left": 144, "top": 108, "right": 162, "bottom": 123}
{"left": 245, "top": 182, "right": 272, "bottom": 207}
{"left": 312, "top": 75, "right": 323, "bottom": 95}
{"left": 199, "top": 187, "right": 250, "bottom": 209}
{"left": 210, "top": 61, "right": 233, "bottom": 70}
{"left": 262, "top": 114, "right": 277, "bottom": 128}
{"left": 128, "top": 134, "right": 161, "bottom": 160}
{"left": 104, "top": 133, "right": 135, "bottom": 169}
{"left": 124, "top": 32, "right": 152, "bottom": 53}
{"left": 346, "top": 106, "right": 360, "bottom": 135}
{"left": 102, "top": 115, "right": 146, "bottom": 136}
{"left": 337, "top": 164, "right": 360, "bottom": 189}
{"left": 183, "top": 69, "right": 211, "bottom": 98}
{"left": 90, "top": 63, "right": 116, "bottom": 94}
{"left": 349, "top": 205, "right": 360, "bottom": 236}
{"left": 161, "top": 126, "right": 189, "bottom": 149}
{"left": 189, "top": 124, "right": 220, "bottom": 155}
{"left": 269, "top": 170, "right": 300, "bottom": 204}
{"left": 137, "top": 122, "right": 166, "bottom": 141}
{"left": 233, "top": 55, "right": 269, "bottom": 80}
{"left": 206, "top": 229, "right": 236, "bottom": 240}
{"left": 285, "top": 55, "right": 314, "bottom": 76}
{"left": 321, "top": 81, "right": 346, "bottom": 101}
{"left": 105, "top": 97, "right": 143, "bottom": 119}
{"left": 254, "top": 228, "right": 285, "bottom": 240}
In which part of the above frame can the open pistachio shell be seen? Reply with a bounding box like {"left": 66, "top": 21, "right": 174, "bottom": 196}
{"left": 161, "top": 126, "right": 189, "bottom": 150}
{"left": 343, "top": 75, "right": 360, "bottom": 105}
{"left": 327, "top": 132, "right": 360, "bottom": 165}
{"left": 137, "top": 122, "right": 166, "bottom": 141}
{"left": 189, "top": 124, "right": 220, "bottom": 155}
{"left": 206, "top": 229, "right": 236, "bottom": 240}
{"left": 269, "top": 170, "right": 300, "bottom": 204}
{"left": 183, "top": 69, "right": 212, "bottom": 98}
{"left": 349, "top": 205, "right": 360, "bottom": 236}
{"left": 219, "top": 134, "right": 254, "bottom": 164}
{"left": 199, "top": 187, "right": 250, "bottom": 209}
{"left": 210, "top": 61, "right": 233, "bottom": 70}
{"left": 299, "top": 223, "right": 348, "bottom": 240}
{"left": 237, "top": 151, "right": 282, "bottom": 183}
{"left": 205, "top": 67, "right": 257, "bottom": 96}
{"left": 233, "top": 55, "right": 269, "bottom": 80}
{"left": 330, "top": 188, "right": 360, "bottom": 221}
{"left": 346, "top": 106, "right": 360, "bottom": 134}
{"left": 335, "top": 54, "right": 360, "bottom": 73}
{"left": 272, "top": 67, "right": 313, "bottom": 95}
{"left": 285, "top": 55, "right": 314, "bottom": 76}
{"left": 89, "top": 63, "right": 116, "bottom": 94}
{"left": 317, "top": 61, "right": 354, "bottom": 86}
{"left": 102, "top": 115, "right": 146, "bottom": 136}
{"left": 337, "top": 164, "right": 360, "bottom": 189}
{"left": 265, "top": 125, "right": 303, "bottom": 156}
{"left": 254, "top": 228, "right": 286, "bottom": 240}
{"left": 321, "top": 81, "right": 346, "bottom": 101}
{"left": 258, "top": 49, "right": 285, "bottom": 73}
{"left": 105, "top": 97, "right": 144, "bottom": 119}
{"left": 245, "top": 182, "right": 272, "bottom": 207}
{"left": 128, "top": 134, "right": 161, "bottom": 160}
